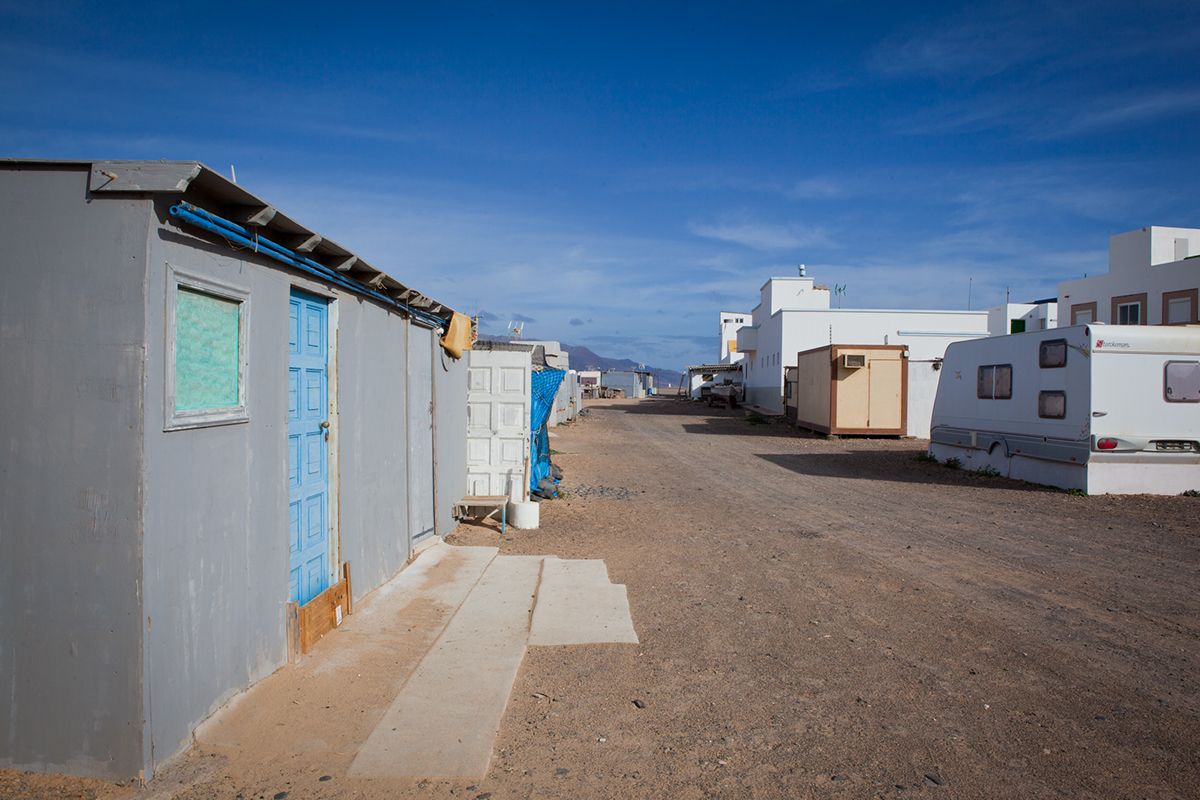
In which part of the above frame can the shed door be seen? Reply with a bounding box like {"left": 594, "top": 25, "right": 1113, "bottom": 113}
{"left": 288, "top": 290, "right": 331, "bottom": 606}
{"left": 466, "top": 350, "right": 531, "bottom": 499}
{"left": 408, "top": 324, "right": 435, "bottom": 545}
{"left": 868, "top": 356, "right": 902, "bottom": 429}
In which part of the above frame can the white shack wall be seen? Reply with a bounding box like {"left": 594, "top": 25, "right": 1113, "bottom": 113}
{"left": 143, "top": 218, "right": 463, "bottom": 772}
{"left": 141, "top": 212, "right": 297, "bottom": 772}
{"left": 0, "top": 167, "right": 149, "bottom": 779}
{"left": 1, "top": 167, "right": 466, "bottom": 782}
{"left": 406, "top": 323, "right": 436, "bottom": 548}
{"left": 742, "top": 308, "right": 988, "bottom": 435}
{"left": 434, "top": 346, "right": 468, "bottom": 537}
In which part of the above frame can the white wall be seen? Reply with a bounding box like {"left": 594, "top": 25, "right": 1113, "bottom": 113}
{"left": 1059, "top": 227, "right": 1200, "bottom": 326}
{"left": 759, "top": 276, "right": 832, "bottom": 314}
{"left": 718, "top": 310, "right": 751, "bottom": 364}
{"left": 1108, "top": 226, "right": 1200, "bottom": 274}
{"left": 742, "top": 304, "right": 989, "bottom": 437}
{"left": 985, "top": 302, "right": 1058, "bottom": 336}
{"left": 521, "top": 339, "right": 570, "bottom": 370}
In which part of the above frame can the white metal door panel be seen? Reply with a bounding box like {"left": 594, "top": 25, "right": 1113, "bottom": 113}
{"left": 467, "top": 349, "right": 532, "bottom": 499}
{"left": 409, "top": 325, "right": 435, "bottom": 545}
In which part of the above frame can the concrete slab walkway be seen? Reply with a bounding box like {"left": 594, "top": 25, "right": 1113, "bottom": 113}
{"left": 195, "top": 542, "right": 637, "bottom": 782}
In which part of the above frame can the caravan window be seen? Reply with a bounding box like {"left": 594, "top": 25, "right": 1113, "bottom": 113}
{"left": 977, "top": 364, "right": 1013, "bottom": 400}
{"left": 1165, "top": 361, "right": 1200, "bottom": 403}
{"left": 1038, "top": 391, "right": 1066, "bottom": 419}
{"left": 1039, "top": 339, "right": 1067, "bottom": 369}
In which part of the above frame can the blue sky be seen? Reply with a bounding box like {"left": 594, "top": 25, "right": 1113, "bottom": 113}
{"left": 3, "top": 1, "right": 1198, "bottom": 371}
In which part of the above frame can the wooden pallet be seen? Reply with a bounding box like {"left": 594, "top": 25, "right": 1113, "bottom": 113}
{"left": 287, "top": 561, "right": 353, "bottom": 662}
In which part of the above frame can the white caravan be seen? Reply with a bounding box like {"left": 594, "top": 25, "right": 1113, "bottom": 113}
{"left": 929, "top": 324, "right": 1200, "bottom": 495}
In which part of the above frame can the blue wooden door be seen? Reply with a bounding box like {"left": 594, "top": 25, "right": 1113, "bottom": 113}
{"left": 288, "top": 290, "right": 330, "bottom": 606}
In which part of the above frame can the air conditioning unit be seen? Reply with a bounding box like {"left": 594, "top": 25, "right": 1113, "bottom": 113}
{"left": 842, "top": 353, "right": 866, "bottom": 369}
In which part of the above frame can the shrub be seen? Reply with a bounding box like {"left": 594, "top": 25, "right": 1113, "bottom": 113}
{"left": 914, "top": 452, "right": 939, "bottom": 463}
{"left": 976, "top": 465, "right": 1001, "bottom": 477}
{"left": 944, "top": 457, "right": 961, "bottom": 470}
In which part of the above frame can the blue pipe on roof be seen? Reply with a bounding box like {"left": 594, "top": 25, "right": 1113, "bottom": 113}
{"left": 185, "top": 203, "right": 307, "bottom": 265}
{"left": 168, "top": 202, "right": 446, "bottom": 329}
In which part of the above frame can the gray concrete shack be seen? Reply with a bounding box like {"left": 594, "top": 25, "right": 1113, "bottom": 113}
{"left": 600, "top": 369, "right": 654, "bottom": 398}
{"left": 0, "top": 160, "right": 468, "bottom": 781}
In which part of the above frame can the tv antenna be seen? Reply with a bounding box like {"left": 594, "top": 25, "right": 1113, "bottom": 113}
{"left": 507, "top": 321, "right": 524, "bottom": 341}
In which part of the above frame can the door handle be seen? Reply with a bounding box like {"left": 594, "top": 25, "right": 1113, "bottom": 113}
{"left": 319, "top": 421, "right": 330, "bottom": 429}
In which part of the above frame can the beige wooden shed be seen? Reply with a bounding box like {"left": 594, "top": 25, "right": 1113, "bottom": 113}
{"left": 786, "top": 344, "right": 908, "bottom": 436}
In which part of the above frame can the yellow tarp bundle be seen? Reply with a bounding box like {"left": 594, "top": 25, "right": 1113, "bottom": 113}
{"left": 440, "top": 311, "right": 472, "bottom": 359}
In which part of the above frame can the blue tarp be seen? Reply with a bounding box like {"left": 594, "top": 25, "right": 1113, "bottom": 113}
{"left": 530, "top": 369, "right": 566, "bottom": 492}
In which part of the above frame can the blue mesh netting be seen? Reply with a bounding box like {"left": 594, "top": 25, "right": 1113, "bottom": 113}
{"left": 530, "top": 369, "right": 566, "bottom": 492}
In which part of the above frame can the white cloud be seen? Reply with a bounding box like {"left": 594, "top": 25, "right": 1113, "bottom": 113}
{"left": 867, "top": 6, "right": 1050, "bottom": 80}
{"left": 790, "top": 178, "right": 843, "bottom": 199}
{"left": 689, "top": 220, "right": 833, "bottom": 250}
{"left": 1042, "top": 91, "right": 1200, "bottom": 138}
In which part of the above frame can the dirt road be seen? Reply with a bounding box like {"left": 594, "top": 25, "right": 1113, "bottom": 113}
{"left": 456, "top": 398, "right": 1200, "bottom": 799}
{"left": 8, "top": 396, "right": 1199, "bottom": 799}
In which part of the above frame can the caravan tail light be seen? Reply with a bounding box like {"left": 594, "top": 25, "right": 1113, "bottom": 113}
{"left": 1097, "top": 438, "right": 1118, "bottom": 450}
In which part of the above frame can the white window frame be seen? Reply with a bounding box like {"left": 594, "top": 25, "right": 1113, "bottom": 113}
{"left": 1167, "top": 297, "right": 1192, "bottom": 325}
{"left": 1117, "top": 302, "right": 1140, "bottom": 325}
{"left": 164, "top": 265, "right": 251, "bottom": 431}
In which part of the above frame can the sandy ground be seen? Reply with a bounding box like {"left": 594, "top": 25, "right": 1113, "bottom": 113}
{"left": 6, "top": 396, "right": 1199, "bottom": 799}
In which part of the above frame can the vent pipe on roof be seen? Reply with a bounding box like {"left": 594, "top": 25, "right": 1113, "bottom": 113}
{"left": 798, "top": 264, "right": 806, "bottom": 277}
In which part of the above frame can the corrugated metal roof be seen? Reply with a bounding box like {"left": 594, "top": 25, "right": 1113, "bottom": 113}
{"left": 0, "top": 158, "right": 456, "bottom": 322}
{"left": 685, "top": 363, "right": 743, "bottom": 373}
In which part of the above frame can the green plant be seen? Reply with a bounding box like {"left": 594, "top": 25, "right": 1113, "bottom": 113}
{"left": 943, "top": 457, "right": 961, "bottom": 470}
{"left": 1066, "top": 488, "right": 1088, "bottom": 497}
{"left": 914, "top": 452, "right": 939, "bottom": 463}
{"left": 549, "top": 449, "right": 562, "bottom": 455}
{"left": 747, "top": 414, "right": 768, "bottom": 426}
{"left": 1181, "top": 489, "right": 1200, "bottom": 497}
{"left": 976, "top": 464, "right": 1001, "bottom": 477}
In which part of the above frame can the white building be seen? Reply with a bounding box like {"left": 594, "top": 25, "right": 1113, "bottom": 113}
{"left": 518, "top": 339, "right": 571, "bottom": 370}
{"left": 1059, "top": 227, "right": 1199, "bottom": 327}
{"left": 736, "top": 274, "right": 989, "bottom": 437}
{"left": 578, "top": 370, "right": 601, "bottom": 399}
{"left": 985, "top": 300, "right": 1058, "bottom": 337}
{"left": 718, "top": 311, "right": 752, "bottom": 364}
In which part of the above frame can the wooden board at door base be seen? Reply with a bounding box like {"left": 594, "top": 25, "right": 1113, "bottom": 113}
{"left": 287, "top": 562, "right": 353, "bottom": 660}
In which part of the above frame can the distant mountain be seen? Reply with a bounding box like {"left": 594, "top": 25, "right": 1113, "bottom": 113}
{"left": 475, "top": 336, "right": 682, "bottom": 388}
{"left": 561, "top": 344, "right": 683, "bottom": 388}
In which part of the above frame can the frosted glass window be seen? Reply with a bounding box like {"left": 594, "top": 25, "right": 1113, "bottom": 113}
{"left": 1165, "top": 361, "right": 1200, "bottom": 403}
{"left": 977, "top": 364, "right": 1012, "bottom": 400}
{"left": 165, "top": 266, "right": 250, "bottom": 430}
{"left": 1039, "top": 339, "right": 1067, "bottom": 369}
{"left": 1038, "top": 391, "right": 1066, "bottom": 419}
{"left": 176, "top": 288, "right": 241, "bottom": 410}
